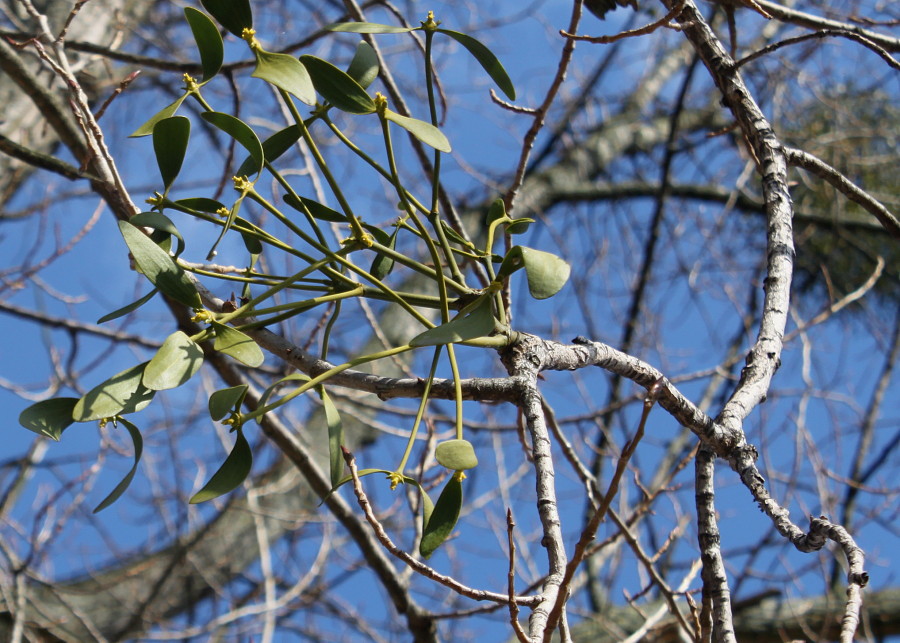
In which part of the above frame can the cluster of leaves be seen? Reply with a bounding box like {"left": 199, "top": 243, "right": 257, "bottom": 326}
{"left": 17, "top": 0, "right": 571, "bottom": 556}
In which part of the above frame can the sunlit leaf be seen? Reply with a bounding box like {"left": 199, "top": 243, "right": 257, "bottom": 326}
{"left": 199, "top": 0, "right": 252, "bottom": 38}
{"left": 212, "top": 321, "right": 264, "bottom": 367}
{"left": 434, "top": 439, "right": 478, "bottom": 471}
{"left": 497, "top": 246, "right": 571, "bottom": 300}
{"left": 200, "top": 111, "right": 264, "bottom": 178}
{"left": 73, "top": 363, "right": 156, "bottom": 422}
{"left": 438, "top": 29, "right": 516, "bottom": 100}
{"left": 18, "top": 398, "right": 79, "bottom": 440}
{"left": 384, "top": 109, "right": 451, "bottom": 153}
{"left": 209, "top": 385, "right": 248, "bottom": 421}
{"left": 321, "top": 389, "right": 345, "bottom": 488}
{"left": 118, "top": 220, "right": 202, "bottom": 308}
{"left": 346, "top": 41, "right": 378, "bottom": 89}
{"left": 420, "top": 474, "right": 463, "bottom": 559}
{"left": 300, "top": 55, "right": 375, "bottom": 114}
{"left": 253, "top": 49, "right": 316, "bottom": 105}
{"left": 130, "top": 95, "right": 187, "bottom": 138}
{"left": 409, "top": 296, "right": 495, "bottom": 346}
{"left": 143, "top": 331, "right": 204, "bottom": 391}
{"left": 189, "top": 428, "right": 252, "bottom": 503}
{"left": 329, "top": 22, "right": 417, "bottom": 34}
{"left": 185, "top": 7, "right": 223, "bottom": 83}
{"left": 93, "top": 417, "right": 143, "bottom": 513}
{"left": 284, "top": 193, "right": 345, "bottom": 222}
{"left": 96, "top": 288, "right": 158, "bottom": 324}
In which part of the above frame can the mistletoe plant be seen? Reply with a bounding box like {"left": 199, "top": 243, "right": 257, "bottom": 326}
{"left": 16, "top": 0, "right": 570, "bottom": 558}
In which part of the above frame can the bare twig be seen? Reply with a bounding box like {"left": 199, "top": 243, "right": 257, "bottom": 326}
{"left": 561, "top": 1, "right": 686, "bottom": 44}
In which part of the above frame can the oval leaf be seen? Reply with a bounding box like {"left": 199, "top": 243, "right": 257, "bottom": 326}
{"left": 185, "top": 7, "right": 223, "bottom": 83}
{"left": 130, "top": 211, "right": 186, "bottom": 257}
{"left": 409, "top": 296, "right": 495, "bottom": 346}
{"left": 73, "top": 363, "right": 155, "bottom": 422}
{"left": 209, "top": 385, "right": 248, "bottom": 421}
{"left": 119, "top": 220, "right": 202, "bottom": 308}
{"left": 369, "top": 225, "right": 398, "bottom": 280}
{"left": 174, "top": 197, "right": 227, "bottom": 214}
{"left": 143, "top": 331, "right": 204, "bottom": 391}
{"left": 189, "top": 428, "right": 252, "bottom": 503}
{"left": 384, "top": 109, "right": 451, "bottom": 153}
{"left": 153, "top": 116, "right": 191, "bottom": 190}
{"left": 420, "top": 475, "right": 463, "bottom": 559}
{"left": 329, "top": 22, "right": 417, "bottom": 34}
{"left": 520, "top": 246, "right": 571, "bottom": 300}
{"left": 199, "top": 0, "right": 252, "bottom": 37}
{"left": 200, "top": 111, "right": 264, "bottom": 177}
{"left": 19, "top": 397, "right": 79, "bottom": 441}
{"left": 212, "top": 321, "right": 264, "bottom": 367}
{"left": 438, "top": 29, "right": 516, "bottom": 100}
{"left": 300, "top": 55, "right": 375, "bottom": 114}
{"left": 130, "top": 95, "right": 187, "bottom": 138}
{"left": 253, "top": 49, "right": 316, "bottom": 106}
{"left": 346, "top": 41, "right": 379, "bottom": 89}
{"left": 434, "top": 439, "right": 478, "bottom": 471}
{"left": 93, "top": 418, "right": 143, "bottom": 513}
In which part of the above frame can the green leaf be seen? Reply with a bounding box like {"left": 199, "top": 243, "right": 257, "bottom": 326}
{"left": 328, "top": 22, "right": 417, "bottom": 34}
{"left": 153, "top": 116, "right": 191, "bottom": 191}
{"left": 497, "top": 246, "right": 571, "bottom": 300}
{"left": 300, "top": 55, "right": 375, "bottom": 114}
{"left": 200, "top": 111, "right": 264, "bottom": 178}
{"left": 143, "top": 331, "right": 204, "bottom": 391}
{"left": 174, "top": 197, "right": 227, "bottom": 214}
{"left": 18, "top": 398, "right": 79, "bottom": 440}
{"left": 118, "top": 220, "right": 202, "bottom": 308}
{"left": 73, "top": 363, "right": 156, "bottom": 422}
{"left": 185, "top": 7, "right": 223, "bottom": 83}
{"left": 438, "top": 29, "right": 516, "bottom": 100}
{"left": 346, "top": 41, "right": 378, "bottom": 89}
{"left": 434, "top": 439, "right": 478, "bottom": 471}
{"left": 238, "top": 124, "right": 301, "bottom": 177}
{"left": 209, "top": 385, "right": 248, "bottom": 421}
{"left": 93, "top": 417, "right": 143, "bottom": 513}
{"left": 420, "top": 474, "right": 463, "bottom": 559}
{"left": 384, "top": 109, "right": 451, "bottom": 153}
{"left": 96, "top": 288, "right": 158, "bottom": 324}
{"left": 487, "top": 197, "right": 508, "bottom": 224}
{"left": 321, "top": 389, "right": 345, "bottom": 488}
{"left": 409, "top": 296, "right": 495, "bottom": 346}
{"left": 368, "top": 225, "right": 398, "bottom": 280}
{"left": 212, "top": 321, "right": 264, "bottom": 367}
{"left": 199, "top": 0, "right": 252, "bottom": 38}
{"left": 283, "top": 193, "right": 345, "bottom": 222}
{"left": 507, "top": 217, "right": 534, "bottom": 235}
{"left": 130, "top": 95, "right": 188, "bottom": 138}
{"left": 253, "top": 49, "right": 316, "bottom": 106}
{"left": 189, "top": 428, "right": 252, "bottom": 503}
{"left": 130, "top": 211, "right": 186, "bottom": 257}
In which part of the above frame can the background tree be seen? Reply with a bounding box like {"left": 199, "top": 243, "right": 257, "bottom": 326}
{"left": 0, "top": 1, "right": 897, "bottom": 641}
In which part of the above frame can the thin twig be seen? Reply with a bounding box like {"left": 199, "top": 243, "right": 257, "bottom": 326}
{"left": 507, "top": 509, "right": 529, "bottom": 642}
{"left": 560, "top": 1, "right": 686, "bottom": 44}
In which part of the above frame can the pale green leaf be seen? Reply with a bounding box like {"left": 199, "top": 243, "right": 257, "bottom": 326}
{"left": 409, "top": 296, "right": 495, "bottom": 346}
{"left": 212, "top": 321, "right": 264, "bottom": 367}
{"left": 321, "top": 389, "right": 345, "bottom": 488}
{"left": 73, "top": 363, "right": 156, "bottom": 422}
{"left": 420, "top": 475, "right": 462, "bottom": 559}
{"left": 18, "top": 398, "right": 79, "bottom": 440}
{"left": 300, "top": 55, "right": 375, "bottom": 114}
{"left": 209, "top": 385, "right": 248, "bottom": 421}
{"left": 143, "top": 331, "right": 204, "bottom": 391}
{"left": 253, "top": 49, "right": 316, "bottom": 105}
{"left": 130, "top": 95, "right": 187, "bottom": 138}
{"left": 438, "top": 29, "right": 516, "bottom": 100}
{"left": 434, "top": 439, "right": 478, "bottom": 471}
{"left": 96, "top": 288, "right": 158, "bottom": 324}
{"left": 328, "top": 22, "right": 417, "bottom": 34}
{"left": 384, "top": 109, "right": 451, "bottom": 153}
{"left": 346, "top": 41, "right": 378, "bottom": 88}
{"left": 118, "top": 220, "right": 202, "bottom": 308}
